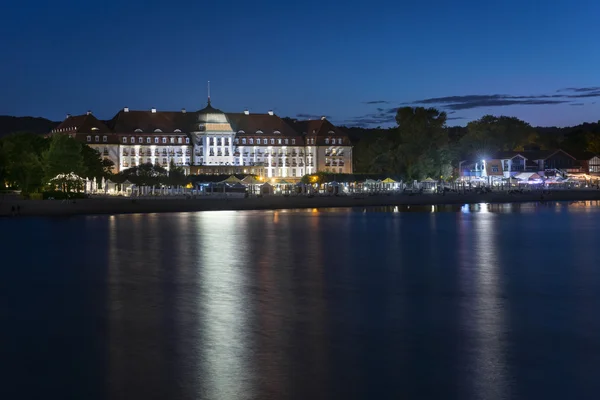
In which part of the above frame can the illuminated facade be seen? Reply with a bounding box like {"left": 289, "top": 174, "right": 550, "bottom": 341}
{"left": 50, "top": 100, "right": 353, "bottom": 179}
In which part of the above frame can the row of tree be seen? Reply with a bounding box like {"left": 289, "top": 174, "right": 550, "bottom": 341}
{"left": 350, "top": 107, "right": 600, "bottom": 180}
{"left": 0, "top": 132, "right": 195, "bottom": 193}
{"left": 0, "top": 133, "right": 114, "bottom": 193}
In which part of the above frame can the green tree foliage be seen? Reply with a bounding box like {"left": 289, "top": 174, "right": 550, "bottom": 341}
{"left": 119, "top": 163, "right": 168, "bottom": 186}
{"left": 459, "top": 115, "right": 537, "bottom": 159}
{"left": 395, "top": 107, "right": 450, "bottom": 180}
{"left": 42, "top": 135, "right": 84, "bottom": 184}
{"left": 167, "top": 160, "right": 188, "bottom": 186}
{"left": 0, "top": 132, "right": 48, "bottom": 192}
{"left": 81, "top": 145, "right": 114, "bottom": 179}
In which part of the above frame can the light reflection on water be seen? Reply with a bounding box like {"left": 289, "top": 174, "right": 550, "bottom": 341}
{"left": 3, "top": 202, "right": 600, "bottom": 399}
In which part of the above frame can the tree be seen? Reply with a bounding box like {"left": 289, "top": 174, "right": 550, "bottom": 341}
{"left": 167, "top": 160, "right": 187, "bottom": 187}
{"left": 460, "top": 115, "right": 537, "bottom": 159}
{"left": 120, "top": 163, "right": 168, "bottom": 186}
{"left": 81, "top": 144, "right": 114, "bottom": 180}
{"left": 43, "top": 135, "right": 84, "bottom": 192}
{"left": 395, "top": 107, "right": 449, "bottom": 180}
{"left": 0, "top": 132, "right": 48, "bottom": 192}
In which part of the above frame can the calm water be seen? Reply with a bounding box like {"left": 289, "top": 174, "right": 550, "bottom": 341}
{"left": 2, "top": 202, "right": 600, "bottom": 400}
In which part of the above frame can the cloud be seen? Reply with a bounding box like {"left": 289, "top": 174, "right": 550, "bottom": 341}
{"left": 363, "top": 100, "right": 391, "bottom": 104}
{"left": 447, "top": 116, "right": 466, "bottom": 120}
{"left": 570, "top": 103, "right": 585, "bottom": 106}
{"left": 295, "top": 113, "right": 331, "bottom": 120}
{"left": 407, "top": 93, "right": 573, "bottom": 111}
{"left": 558, "top": 87, "right": 600, "bottom": 93}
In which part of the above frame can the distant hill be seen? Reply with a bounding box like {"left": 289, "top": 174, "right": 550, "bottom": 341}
{"left": 0, "top": 116, "right": 59, "bottom": 138}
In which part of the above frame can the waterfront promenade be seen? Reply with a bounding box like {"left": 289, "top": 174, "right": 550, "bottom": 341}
{"left": 2, "top": 189, "right": 600, "bottom": 217}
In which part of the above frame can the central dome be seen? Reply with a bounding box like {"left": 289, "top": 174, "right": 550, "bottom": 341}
{"left": 197, "top": 100, "right": 228, "bottom": 124}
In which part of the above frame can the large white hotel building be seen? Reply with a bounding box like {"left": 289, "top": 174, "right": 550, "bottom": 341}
{"left": 50, "top": 98, "right": 353, "bottom": 179}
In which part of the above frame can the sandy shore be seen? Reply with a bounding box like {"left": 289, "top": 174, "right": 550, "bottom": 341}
{"left": 2, "top": 190, "right": 600, "bottom": 217}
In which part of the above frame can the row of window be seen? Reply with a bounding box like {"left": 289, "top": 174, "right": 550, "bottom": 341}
{"left": 325, "top": 138, "right": 343, "bottom": 145}
{"left": 121, "top": 136, "right": 190, "bottom": 144}
{"left": 236, "top": 138, "right": 297, "bottom": 145}
{"left": 87, "top": 135, "right": 108, "bottom": 143}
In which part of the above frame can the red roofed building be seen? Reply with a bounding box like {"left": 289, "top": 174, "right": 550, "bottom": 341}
{"left": 48, "top": 99, "right": 353, "bottom": 179}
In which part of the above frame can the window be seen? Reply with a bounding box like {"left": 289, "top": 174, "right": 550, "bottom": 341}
{"left": 270, "top": 138, "right": 275, "bottom": 144}
{"left": 242, "top": 138, "right": 246, "bottom": 144}
{"left": 235, "top": 138, "right": 239, "bottom": 144}
{"left": 325, "top": 138, "right": 329, "bottom": 144}
{"left": 139, "top": 137, "right": 143, "bottom": 143}
{"left": 103, "top": 136, "right": 107, "bottom": 142}
{"left": 86, "top": 136, "right": 91, "bottom": 142}
{"left": 225, "top": 138, "right": 229, "bottom": 146}
{"left": 95, "top": 135, "right": 99, "bottom": 142}
{"left": 491, "top": 166, "right": 499, "bottom": 173}
{"left": 185, "top": 138, "right": 189, "bottom": 144}
{"left": 284, "top": 139, "right": 288, "bottom": 145}
{"left": 338, "top": 138, "right": 342, "bottom": 144}
{"left": 262, "top": 139, "right": 267, "bottom": 144}
{"left": 178, "top": 137, "right": 182, "bottom": 144}
{"left": 174, "top": 129, "right": 181, "bottom": 133}
{"left": 216, "top": 138, "right": 222, "bottom": 146}
{"left": 154, "top": 129, "right": 162, "bottom": 133}
{"left": 155, "top": 137, "right": 159, "bottom": 144}
{"left": 249, "top": 138, "right": 253, "bottom": 144}
{"left": 170, "top": 138, "right": 175, "bottom": 144}
{"left": 123, "top": 137, "right": 127, "bottom": 143}
{"left": 339, "top": 168, "right": 343, "bottom": 173}
{"left": 134, "top": 129, "right": 143, "bottom": 133}
{"left": 131, "top": 137, "right": 135, "bottom": 143}
{"left": 292, "top": 168, "right": 296, "bottom": 177}
{"left": 277, "top": 139, "right": 282, "bottom": 145}
{"left": 292, "top": 139, "right": 295, "bottom": 145}
{"left": 147, "top": 137, "right": 151, "bottom": 144}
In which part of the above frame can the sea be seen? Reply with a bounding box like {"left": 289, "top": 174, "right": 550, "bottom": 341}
{"left": 2, "top": 201, "right": 600, "bottom": 400}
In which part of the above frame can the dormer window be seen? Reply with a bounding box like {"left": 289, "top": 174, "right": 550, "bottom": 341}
{"left": 139, "top": 137, "right": 143, "bottom": 143}
{"left": 123, "top": 137, "right": 127, "bottom": 143}
{"left": 235, "top": 138, "right": 239, "bottom": 144}
{"left": 271, "top": 139, "right": 275, "bottom": 144}
{"left": 185, "top": 137, "right": 189, "bottom": 144}
{"left": 91, "top": 127, "right": 99, "bottom": 131}
{"left": 263, "top": 139, "right": 268, "bottom": 144}
{"left": 249, "top": 138, "right": 253, "bottom": 144}
{"left": 257, "top": 130, "right": 264, "bottom": 134}
{"left": 292, "top": 139, "right": 295, "bottom": 145}
{"left": 134, "top": 129, "right": 143, "bottom": 133}
{"left": 338, "top": 138, "right": 342, "bottom": 144}
{"left": 174, "top": 129, "right": 182, "bottom": 133}
{"left": 131, "top": 137, "right": 135, "bottom": 143}
{"left": 277, "top": 139, "right": 282, "bottom": 145}
{"left": 325, "top": 138, "right": 329, "bottom": 144}
{"left": 178, "top": 137, "right": 182, "bottom": 144}
{"left": 284, "top": 139, "right": 288, "bottom": 145}
{"left": 273, "top": 130, "right": 279, "bottom": 134}
{"left": 328, "top": 130, "right": 335, "bottom": 134}
{"left": 146, "top": 137, "right": 151, "bottom": 144}
{"left": 155, "top": 137, "right": 159, "bottom": 144}
{"left": 242, "top": 138, "right": 246, "bottom": 144}
{"left": 238, "top": 130, "right": 245, "bottom": 134}
{"left": 86, "top": 136, "right": 91, "bottom": 142}
{"left": 103, "top": 136, "right": 107, "bottom": 142}
{"left": 95, "top": 135, "right": 99, "bottom": 142}
{"left": 170, "top": 138, "right": 175, "bottom": 144}
{"left": 154, "top": 129, "right": 162, "bottom": 133}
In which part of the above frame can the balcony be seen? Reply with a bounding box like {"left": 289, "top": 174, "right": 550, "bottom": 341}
{"left": 233, "top": 151, "right": 240, "bottom": 156}
{"left": 291, "top": 152, "right": 297, "bottom": 157}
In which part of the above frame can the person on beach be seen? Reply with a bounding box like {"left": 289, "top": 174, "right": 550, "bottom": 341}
{"left": 16, "top": 205, "right": 21, "bottom": 215}
{"left": 11, "top": 205, "right": 15, "bottom": 216}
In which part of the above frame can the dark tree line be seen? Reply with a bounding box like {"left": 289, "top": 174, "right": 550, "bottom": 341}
{"left": 347, "top": 109, "right": 600, "bottom": 180}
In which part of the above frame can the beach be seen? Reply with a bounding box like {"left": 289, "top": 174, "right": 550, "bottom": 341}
{"left": 2, "top": 189, "right": 600, "bottom": 217}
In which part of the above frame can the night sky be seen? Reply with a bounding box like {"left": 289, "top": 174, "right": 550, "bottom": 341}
{"left": 2, "top": 0, "right": 599, "bottom": 127}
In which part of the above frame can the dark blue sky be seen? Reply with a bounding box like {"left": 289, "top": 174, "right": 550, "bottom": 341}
{"left": 1, "top": 0, "right": 599, "bottom": 127}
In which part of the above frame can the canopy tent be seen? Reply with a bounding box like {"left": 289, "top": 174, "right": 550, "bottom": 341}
{"left": 364, "top": 179, "right": 380, "bottom": 184}
{"left": 421, "top": 177, "right": 436, "bottom": 183}
{"left": 241, "top": 175, "right": 262, "bottom": 185}
{"left": 328, "top": 181, "right": 340, "bottom": 186}
{"left": 295, "top": 181, "right": 306, "bottom": 187}
{"left": 277, "top": 179, "right": 293, "bottom": 185}
{"left": 515, "top": 172, "right": 541, "bottom": 181}
{"left": 220, "top": 175, "right": 242, "bottom": 184}
{"left": 230, "top": 182, "right": 247, "bottom": 189}
{"left": 382, "top": 177, "right": 396, "bottom": 183}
